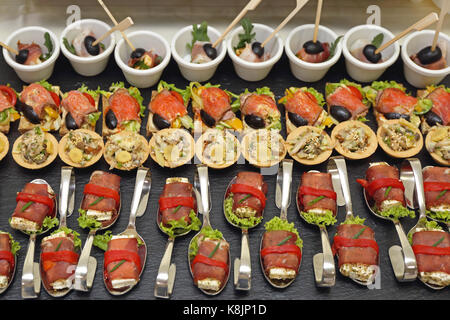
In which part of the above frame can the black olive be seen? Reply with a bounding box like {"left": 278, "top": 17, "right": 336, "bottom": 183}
{"left": 130, "top": 48, "right": 146, "bottom": 59}
{"left": 245, "top": 114, "right": 265, "bottom": 129}
{"left": 152, "top": 113, "right": 171, "bottom": 130}
{"left": 105, "top": 109, "right": 118, "bottom": 129}
{"left": 425, "top": 110, "right": 443, "bottom": 127}
{"left": 203, "top": 43, "right": 217, "bottom": 60}
{"left": 16, "top": 100, "right": 40, "bottom": 124}
{"left": 362, "top": 44, "right": 382, "bottom": 63}
{"left": 288, "top": 112, "right": 308, "bottom": 127}
{"left": 84, "top": 36, "right": 100, "bottom": 56}
{"left": 251, "top": 42, "right": 264, "bottom": 58}
{"left": 384, "top": 112, "right": 410, "bottom": 121}
{"left": 200, "top": 109, "right": 216, "bottom": 127}
{"left": 65, "top": 112, "right": 78, "bottom": 130}
{"left": 417, "top": 46, "right": 442, "bottom": 65}
{"left": 330, "top": 105, "right": 352, "bottom": 122}
{"left": 15, "top": 49, "right": 29, "bottom": 64}
{"left": 303, "top": 40, "right": 324, "bottom": 54}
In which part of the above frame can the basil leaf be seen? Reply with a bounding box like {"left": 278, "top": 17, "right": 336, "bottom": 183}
{"left": 371, "top": 33, "right": 384, "bottom": 48}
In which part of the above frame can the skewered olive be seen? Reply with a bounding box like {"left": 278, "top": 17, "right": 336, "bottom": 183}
{"left": 425, "top": 110, "right": 443, "bottom": 127}
{"left": 16, "top": 100, "right": 40, "bottom": 124}
{"left": 203, "top": 43, "right": 217, "bottom": 60}
{"left": 303, "top": 40, "right": 324, "bottom": 54}
{"left": 362, "top": 44, "right": 382, "bottom": 63}
{"left": 330, "top": 105, "right": 351, "bottom": 122}
{"left": 288, "top": 112, "right": 308, "bottom": 127}
{"left": 15, "top": 49, "right": 29, "bottom": 64}
{"left": 245, "top": 114, "right": 265, "bottom": 129}
{"left": 84, "top": 36, "right": 100, "bottom": 56}
{"left": 200, "top": 109, "right": 216, "bottom": 127}
{"left": 105, "top": 109, "right": 118, "bottom": 129}
{"left": 65, "top": 112, "right": 78, "bottom": 130}
{"left": 130, "top": 48, "right": 146, "bottom": 59}
{"left": 251, "top": 42, "right": 264, "bottom": 58}
{"left": 384, "top": 112, "right": 410, "bottom": 121}
{"left": 417, "top": 46, "right": 442, "bottom": 65}
{"left": 153, "top": 113, "right": 171, "bottom": 130}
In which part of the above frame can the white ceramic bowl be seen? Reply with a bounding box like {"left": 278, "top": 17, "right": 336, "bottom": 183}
{"left": 285, "top": 24, "right": 342, "bottom": 82}
{"left": 171, "top": 25, "right": 226, "bottom": 82}
{"left": 115, "top": 31, "right": 171, "bottom": 88}
{"left": 3, "top": 26, "right": 60, "bottom": 83}
{"left": 342, "top": 24, "right": 400, "bottom": 83}
{"left": 60, "top": 19, "right": 115, "bottom": 77}
{"left": 227, "top": 23, "right": 283, "bottom": 82}
{"left": 401, "top": 30, "right": 450, "bottom": 88}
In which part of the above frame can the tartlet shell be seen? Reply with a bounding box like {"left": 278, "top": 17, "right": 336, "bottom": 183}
{"left": 149, "top": 128, "right": 194, "bottom": 168}
{"left": 195, "top": 129, "right": 241, "bottom": 169}
{"left": 0, "top": 131, "right": 9, "bottom": 162}
{"left": 103, "top": 131, "right": 149, "bottom": 171}
{"left": 58, "top": 129, "right": 104, "bottom": 168}
{"left": 376, "top": 119, "right": 423, "bottom": 158}
{"left": 241, "top": 129, "right": 286, "bottom": 168}
{"left": 286, "top": 126, "right": 333, "bottom": 165}
{"left": 425, "top": 126, "right": 450, "bottom": 166}
{"left": 12, "top": 131, "right": 58, "bottom": 169}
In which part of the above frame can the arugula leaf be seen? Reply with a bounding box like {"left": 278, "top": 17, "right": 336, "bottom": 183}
{"left": 234, "top": 18, "right": 256, "bottom": 51}
{"left": 327, "top": 35, "right": 343, "bottom": 60}
{"left": 132, "top": 59, "right": 150, "bottom": 70}
{"left": 187, "top": 21, "right": 210, "bottom": 52}
{"left": 40, "top": 32, "right": 54, "bottom": 61}
{"left": 371, "top": 33, "right": 384, "bottom": 48}
{"left": 63, "top": 37, "right": 77, "bottom": 55}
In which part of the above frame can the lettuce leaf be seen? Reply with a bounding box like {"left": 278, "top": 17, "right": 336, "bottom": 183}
{"left": 414, "top": 98, "right": 433, "bottom": 115}
{"left": 408, "top": 218, "right": 443, "bottom": 244}
{"left": 340, "top": 215, "right": 366, "bottom": 225}
{"left": 87, "top": 111, "right": 101, "bottom": 126}
{"left": 427, "top": 209, "right": 450, "bottom": 223}
{"left": 370, "top": 80, "right": 405, "bottom": 92}
{"left": 188, "top": 225, "right": 224, "bottom": 260}
{"left": 0, "top": 232, "right": 21, "bottom": 255}
{"left": 157, "top": 80, "right": 191, "bottom": 104}
{"left": 325, "top": 79, "right": 362, "bottom": 97}
{"left": 37, "top": 80, "right": 55, "bottom": 93}
{"left": 300, "top": 209, "right": 337, "bottom": 226}
{"left": 78, "top": 209, "right": 102, "bottom": 230}
{"left": 278, "top": 87, "right": 325, "bottom": 107}
{"left": 377, "top": 205, "right": 415, "bottom": 220}
{"left": 93, "top": 230, "right": 112, "bottom": 251}
{"left": 51, "top": 226, "right": 82, "bottom": 249}
{"left": 78, "top": 83, "right": 100, "bottom": 100}
{"left": 224, "top": 193, "right": 263, "bottom": 229}
{"left": 159, "top": 210, "right": 201, "bottom": 238}
{"left": 264, "top": 216, "right": 303, "bottom": 248}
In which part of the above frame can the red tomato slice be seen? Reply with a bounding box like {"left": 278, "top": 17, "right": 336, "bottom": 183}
{"left": 0, "top": 85, "right": 17, "bottom": 106}
{"left": 348, "top": 86, "right": 363, "bottom": 101}
{"left": 170, "top": 91, "right": 184, "bottom": 105}
{"left": 48, "top": 91, "right": 60, "bottom": 107}
{"left": 82, "top": 92, "right": 96, "bottom": 106}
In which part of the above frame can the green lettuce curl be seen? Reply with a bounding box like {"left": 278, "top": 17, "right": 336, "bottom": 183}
{"left": 50, "top": 226, "right": 82, "bottom": 249}
{"left": 408, "top": 218, "right": 443, "bottom": 244}
{"left": 159, "top": 210, "right": 201, "bottom": 238}
{"left": 264, "top": 216, "right": 303, "bottom": 248}
{"left": 188, "top": 225, "right": 224, "bottom": 261}
{"left": 224, "top": 193, "right": 263, "bottom": 229}
{"left": 427, "top": 209, "right": 450, "bottom": 224}
{"left": 0, "top": 231, "right": 20, "bottom": 255}
{"left": 377, "top": 204, "right": 415, "bottom": 220}
{"left": 340, "top": 215, "right": 366, "bottom": 225}
{"left": 300, "top": 209, "right": 337, "bottom": 227}
{"left": 77, "top": 209, "right": 102, "bottom": 230}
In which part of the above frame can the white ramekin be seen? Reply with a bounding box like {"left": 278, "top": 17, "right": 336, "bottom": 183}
{"left": 114, "top": 31, "right": 171, "bottom": 88}
{"left": 342, "top": 24, "right": 400, "bottom": 83}
{"left": 227, "top": 23, "right": 283, "bottom": 82}
{"left": 171, "top": 25, "right": 226, "bottom": 82}
{"left": 3, "top": 26, "right": 60, "bottom": 83}
{"left": 285, "top": 24, "right": 342, "bottom": 82}
{"left": 60, "top": 19, "right": 115, "bottom": 77}
{"left": 401, "top": 30, "right": 450, "bottom": 88}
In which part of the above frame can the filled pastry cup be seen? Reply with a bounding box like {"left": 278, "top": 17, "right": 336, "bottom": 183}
{"left": 104, "top": 131, "right": 149, "bottom": 170}
{"left": 0, "top": 132, "right": 9, "bottom": 162}
{"left": 149, "top": 128, "right": 194, "bottom": 168}
{"left": 58, "top": 129, "right": 104, "bottom": 168}
{"left": 377, "top": 118, "right": 423, "bottom": 158}
{"left": 286, "top": 126, "right": 333, "bottom": 165}
{"left": 240, "top": 129, "right": 286, "bottom": 168}
{"left": 425, "top": 125, "right": 450, "bottom": 166}
{"left": 195, "top": 129, "right": 241, "bottom": 169}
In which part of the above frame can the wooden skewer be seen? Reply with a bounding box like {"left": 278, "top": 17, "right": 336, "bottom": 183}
{"left": 261, "top": 0, "right": 309, "bottom": 48}
{"left": 98, "top": 0, "right": 136, "bottom": 51}
{"left": 212, "top": 0, "right": 262, "bottom": 48}
{"left": 313, "top": 0, "right": 323, "bottom": 43}
{"left": 431, "top": 0, "right": 449, "bottom": 51}
{"left": 0, "top": 41, "right": 18, "bottom": 55}
{"left": 92, "top": 17, "right": 134, "bottom": 47}
{"left": 374, "top": 12, "right": 439, "bottom": 55}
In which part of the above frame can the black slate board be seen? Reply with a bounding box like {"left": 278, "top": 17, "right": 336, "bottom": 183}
{"left": 0, "top": 49, "right": 448, "bottom": 301}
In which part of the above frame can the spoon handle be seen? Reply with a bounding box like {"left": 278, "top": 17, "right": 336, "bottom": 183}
{"left": 404, "top": 158, "right": 427, "bottom": 217}
{"left": 21, "top": 233, "right": 40, "bottom": 299}
{"left": 59, "top": 166, "right": 75, "bottom": 227}
{"left": 74, "top": 229, "right": 96, "bottom": 292}
{"left": 280, "top": 160, "right": 293, "bottom": 220}
{"left": 197, "top": 164, "right": 211, "bottom": 226}
{"left": 313, "top": 226, "right": 335, "bottom": 287}
{"left": 390, "top": 220, "right": 418, "bottom": 281}
{"left": 234, "top": 229, "right": 251, "bottom": 290}
{"left": 154, "top": 237, "right": 176, "bottom": 299}
{"left": 327, "top": 156, "right": 353, "bottom": 219}
{"left": 128, "top": 167, "right": 150, "bottom": 227}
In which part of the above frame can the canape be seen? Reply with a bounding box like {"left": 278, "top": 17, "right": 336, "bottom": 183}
{"left": 376, "top": 119, "right": 423, "bottom": 158}
{"left": 425, "top": 126, "right": 450, "bottom": 166}
{"left": 423, "top": 166, "right": 450, "bottom": 224}
{"left": 195, "top": 129, "right": 240, "bottom": 169}
{"left": 286, "top": 126, "right": 333, "bottom": 165}
{"left": 103, "top": 131, "right": 149, "bottom": 171}
{"left": 0, "top": 85, "right": 20, "bottom": 133}
{"left": 241, "top": 129, "right": 286, "bottom": 168}
{"left": 416, "top": 85, "right": 449, "bottom": 133}
{"left": 58, "top": 129, "right": 104, "bottom": 168}
{"left": 331, "top": 120, "right": 377, "bottom": 160}
{"left": 149, "top": 128, "right": 194, "bottom": 168}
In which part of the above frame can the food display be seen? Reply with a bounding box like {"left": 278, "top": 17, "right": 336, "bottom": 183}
{"left": 410, "top": 43, "right": 448, "bottom": 70}
{"left": 187, "top": 21, "right": 217, "bottom": 64}
{"left": 233, "top": 18, "right": 268, "bottom": 63}
{"left": 15, "top": 32, "right": 54, "bottom": 65}
{"left": 0, "top": 232, "right": 19, "bottom": 290}
{"left": 241, "top": 129, "right": 286, "bottom": 168}
{"left": 426, "top": 126, "right": 450, "bottom": 166}
{"left": 58, "top": 129, "right": 104, "bottom": 168}
{"left": 103, "top": 131, "right": 149, "bottom": 170}
{"left": 286, "top": 126, "right": 333, "bottom": 165}
{"left": 63, "top": 28, "right": 105, "bottom": 57}
{"left": 423, "top": 166, "right": 450, "bottom": 224}
{"left": 350, "top": 33, "right": 384, "bottom": 64}
{"left": 377, "top": 119, "right": 423, "bottom": 158}
{"left": 416, "top": 85, "right": 450, "bottom": 132}
{"left": 195, "top": 129, "right": 240, "bottom": 169}
{"left": 331, "top": 120, "right": 377, "bottom": 160}
{"left": 149, "top": 128, "right": 194, "bottom": 168}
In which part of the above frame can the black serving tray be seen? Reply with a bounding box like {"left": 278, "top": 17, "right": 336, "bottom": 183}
{"left": 0, "top": 49, "right": 448, "bottom": 300}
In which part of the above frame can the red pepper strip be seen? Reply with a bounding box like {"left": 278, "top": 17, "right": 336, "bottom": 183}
{"left": 48, "top": 91, "right": 60, "bottom": 107}
{"left": 82, "top": 92, "right": 95, "bottom": 106}
{"left": 230, "top": 183, "right": 266, "bottom": 209}
{"left": 16, "top": 192, "right": 54, "bottom": 214}
{"left": 412, "top": 245, "right": 450, "bottom": 256}
{"left": 0, "top": 85, "right": 17, "bottom": 106}
{"left": 356, "top": 178, "right": 404, "bottom": 198}
{"left": 260, "top": 244, "right": 302, "bottom": 262}
{"left": 83, "top": 183, "right": 120, "bottom": 207}
{"left": 332, "top": 236, "right": 379, "bottom": 256}
{"left": 298, "top": 186, "right": 337, "bottom": 205}
{"left": 424, "top": 182, "right": 450, "bottom": 192}
{"left": 0, "top": 251, "right": 15, "bottom": 268}
{"left": 190, "top": 254, "right": 229, "bottom": 273}
{"left": 159, "top": 196, "right": 195, "bottom": 211}
{"left": 41, "top": 251, "right": 79, "bottom": 264}
{"left": 104, "top": 250, "right": 142, "bottom": 274}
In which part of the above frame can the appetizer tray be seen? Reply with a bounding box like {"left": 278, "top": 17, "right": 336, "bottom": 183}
{"left": 0, "top": 50, "right": 448, "bottom": 301}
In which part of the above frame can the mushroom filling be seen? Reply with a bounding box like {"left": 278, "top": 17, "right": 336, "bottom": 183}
{"left": 288, "top": 130, "right": 331, "bottom": 159}
{"left": 152, "top": 130, "right": 191, "bottom": 166}
{"left": 201, "top": 131, "right": 237, "bottom": 165}
{"left": 105, "top": 132, "right": 147, "bottom": 170}
{"left": 381, "top": 121, "right": 420, "bottom": 152}
{"left": 336, "top": 125, "right": 369, "bottom": 153}
{"left": 247, "top": 132, "right": 285, "bottom": 164}
{"left": 17, "top": 127, "right": 51, "bottom": 164}
{"left": 64, "top": 131, "right": 102, "bottom": 165}
{"left": 428, "top": 127, "right": 450, "bottom": 160}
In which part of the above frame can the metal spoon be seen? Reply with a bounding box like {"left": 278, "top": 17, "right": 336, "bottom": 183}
{"left": 400, "top": 159, "right": 446, "bottom": 290}
{"left": 361, "top": 162, "right": 417, "bottom": 282}
{"left": 104, "top": 167, "right": 151, "bottom": 295}
{"left": 154, "top": 177, "right": 199, "bottom": 299}
{"left": 327, "top": 156, "right": 378, "bottom": 286}
{"left": 259, "top": 159, "right": 300, "bottom": 288}
{"left": 17, "top": 179, "right": 57, "bottom": 299}
{"left": 187, "top": 164, "right": 231, "bottom": 295}
{"left": 0, "top": 234, "right": 17, "bottom": 295}
{"left": 39, "top": 166, "right": 76, "bottom": 297}
{"left": 74, "top": 172, "right": 122, "bottom": 292}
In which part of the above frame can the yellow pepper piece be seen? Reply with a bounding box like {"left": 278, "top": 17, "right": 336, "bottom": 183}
{"left": 11, "top": 112, "right": 20, "bottom": 121}
{"left": 44, "top": 106, "right": 59, "bottom": 119}
{"left": 172, "top": 118, "right": 182, "bottom": 128}
{"left": 68, "top": 147, "right": 83, "bottom": 163}
{"left": 115, "top": 150, "right": 132, "bottom": 163}
{"left": 225, "top": 118, "right": 243, "bottom": 130}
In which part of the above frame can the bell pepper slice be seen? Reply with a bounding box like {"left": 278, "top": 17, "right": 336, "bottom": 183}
{"left": 104, "top": 249, "right": 142, "bottom": 274}
{"left": 82, "top": 92, "right": 95, "bottom": 106}
{"left": 83, "top": 183, "right": 120, "bottom": 208}
{"left": 0, "top": 250, "right": 15, "bottom": 269}
{"left": 260, "top": 244, "right": 302, "bottom": 262}
{"left": 48, "top": 91, "right": 60, "bottom": 107}
{"left": 190, "top": 254, "right": 229, "bottom": 273}
{"left": 356, "top": 178, "right": 405, "bottom": 198}
{"left": 412, "top": 245, "right": 450, "bottom": 256}
{"left": 16, "top": 192, "right": 55, "bottom": 214}
{"left": 41, "top": 250, "right": 79, "bottom": 267}
{"left": 159, "top": 196, "right": 195, "bottom": 211}
{"left": 230, "top": 183, "right": 266, "bottom": 209}
{"left": 298, "top": 186, "right": 337, "bottom": 205}
{"left": 332, "top": 236, "right": 379, "bottom": 256}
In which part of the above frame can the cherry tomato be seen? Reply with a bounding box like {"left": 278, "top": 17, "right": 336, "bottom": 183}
{"left": 0, "top": 85, "right": 17, "bottom": 106}
{"left": 82, "top": 92, "right": 96, "bottom": 106}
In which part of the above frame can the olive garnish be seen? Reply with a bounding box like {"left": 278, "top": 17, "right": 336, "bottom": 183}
{"left": 105, "top": 109, "right": 118, "bottom": 129}
{"left": 330, "top": 105, "right": 352, "bottom": 122}
{"left": 200, "top": 109, "right": 216, "bottom": 128}
{"left": 84, "top": 36, "right": 100, "bottom": 56}
{"left": 130, "top": 48, "right": 146, "bottom": 59}
{"left": 288, "top": 112, "right": 308, "bottom": 127}
{"left": 65, "top": 112, "right": 78, "bottom": 130}
{"left": 15, "top": 49, "right": 29, "bottom": 64}
{"left": 16, "top": 100, "right": 40, "bottom": 124}
{"left": 153, "top": 113, "right": 171, "bottom": 130}
{"left": 417, "top": 46, "right": 442, "bottom": 65}
{"left": 303, "top": 40, "right": 324, "bottom": 54}
{"left": 362, "top": 44, "right": 382, "bottom": 63}
{"left": 425, "top": 110, "right": 443, "bottom": 127}
{"left": 245, "top": 114, "right": 265, "bottom": 129}
{"left": 251, "top": 42, "right": 264, "bottom": 58}
{"left": 384, "top": 112, "right": 410, "bottom": 121}
{"left": 203, "top": 43, "right": 217, "bottom": 60}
